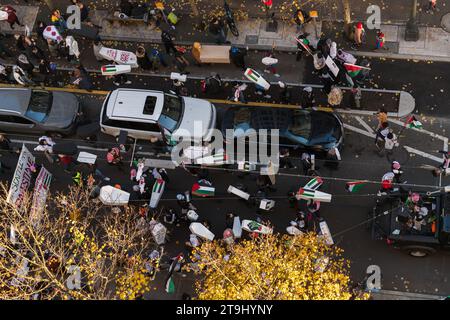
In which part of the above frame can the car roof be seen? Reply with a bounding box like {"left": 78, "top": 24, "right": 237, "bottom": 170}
{"left": 109, "top": 89, "right": 164, "bottom": 122}
{"left": 0, "top": 88, "right": 32, "bottom": 115}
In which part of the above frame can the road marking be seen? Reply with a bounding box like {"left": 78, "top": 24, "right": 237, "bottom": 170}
{"left": 354, "top": 116, "right": 375, "bottom": 134}
{"left": 388, "top": 119, "right": 448, "bottom": 142}
{"left": 403, "top": 146, "right": 443, "bottom": 163}
{"left": 343, "top": 124, "right": 376, "bottom": 139}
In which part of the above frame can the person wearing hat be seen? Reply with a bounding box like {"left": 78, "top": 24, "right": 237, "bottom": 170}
{"left": 375, "top": 30, "right": 386, "bottom": 50}
{"left": 278, "top": 81, "right": 291, "bottom": 104}
{"left": 353, "top": 22, "right": 365, "bottom": 49}
{"left": 293, "top": 9, "right": 310, "bottom": 33}
{"left": 301, "top": 86, "right": 315, "bottom": 109}
{"left": 391, "top": 161, "right": 403, "bottom": 183}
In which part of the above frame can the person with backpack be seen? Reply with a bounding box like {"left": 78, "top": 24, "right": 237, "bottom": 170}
{"left": 293, "top": 8, "right": 310, "bottom": 33}
{"left": 230, "top": 46, "right": 247, "bottom": 70}
{"left": 209, "top": 17, "right": 227, "bottom": 44}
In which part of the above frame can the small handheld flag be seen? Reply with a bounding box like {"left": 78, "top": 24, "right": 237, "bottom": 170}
{"left": 344, "top": 62, "right": 370, "bottom": 78}
{"left": 345, "top": 181, "right": 366, "bottom": 193}
{"left": 405, "top": 115, "right": 423, "bottom": 129}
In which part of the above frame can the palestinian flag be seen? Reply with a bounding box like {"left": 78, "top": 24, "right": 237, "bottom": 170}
{"left": 192, "top": 183, "right": 215, "bottom": 197}
{"left": 244, "top": 68, "right": 260, "bottom": 83}
{"left": 345, "top": 181, "right": 366, "bottom": 193}
{"left": 344, "top": 63, "right": 366, "bottom": 78}
{"left": 152, "top": 179, "right": 165, "bottom": 193}
{"left": 304, "top": 177, "right": 323, "bottom": 190}
{"left": 297, "top": 188, "right": 316, "bottom": 200}
{"left": 101, "top": 65, "right": 117, "bottom": 74}
{"left": 165, "top": 277, "right": 175, "bottom": 294}
{"left": 405, "top": 115, "right": 423, "bottom": 129}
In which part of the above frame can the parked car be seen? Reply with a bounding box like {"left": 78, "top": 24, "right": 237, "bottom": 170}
{"left": 100, "top": 89, "right": 217, "bottom": 143}
{"left": 221, "top": 107, "right": 344, "bottom": 152}
{"left": 0, "top": 88, "right": 81, "bottom": 137}
{"left": 370, "top": 190, "right": 450, "bottom": 257}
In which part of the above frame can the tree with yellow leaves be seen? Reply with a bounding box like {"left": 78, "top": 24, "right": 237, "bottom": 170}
{"left": 188, "top": 232, "right": 367, "bottom": 300}
{"left": 0, "top": 183, "right": 154, "bottom": 300}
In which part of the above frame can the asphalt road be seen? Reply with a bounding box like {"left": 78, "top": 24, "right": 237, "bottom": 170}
{"left": 1, "top": 88, "right": 450, "bottom": 298}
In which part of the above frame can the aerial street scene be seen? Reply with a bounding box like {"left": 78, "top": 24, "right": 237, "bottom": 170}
{"left": 0, "top": 0, "right": 449, "bottom": 308}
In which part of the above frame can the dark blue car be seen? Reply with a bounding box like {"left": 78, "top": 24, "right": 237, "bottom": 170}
{"left": 221, "top": 107, "right": 344, "bottom": 151}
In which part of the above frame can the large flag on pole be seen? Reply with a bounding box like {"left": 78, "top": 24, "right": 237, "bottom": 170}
{"left": 343, "top": 62, "right": 370, "bottom": 78}
{"left": 293, "top": 36, "right": 313, "bottom": 55}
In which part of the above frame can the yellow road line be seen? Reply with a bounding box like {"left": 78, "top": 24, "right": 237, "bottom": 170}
{"left": 0, "top": 84, "right": 334, "bottom": 111}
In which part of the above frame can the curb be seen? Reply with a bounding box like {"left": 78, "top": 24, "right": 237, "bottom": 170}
{"left": 0, "top": 63, "right": 415, "bottom": 118}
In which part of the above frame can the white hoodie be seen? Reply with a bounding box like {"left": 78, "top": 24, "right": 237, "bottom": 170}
{"left": 66, "top": 36, "right": 80, "bottom": 58}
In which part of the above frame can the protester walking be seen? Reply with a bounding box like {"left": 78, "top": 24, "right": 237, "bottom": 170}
{"left": 352, "top": 22, "right": 365, "bottom": 49}
{"left": 232, "top": 82, "right": 248, "bottom": 103}
{"left": 375, "top": 30, "right": 386, "bottom": 50}
{"left": 294, "top": 9, "right": 310, "bottom": 33}
{"left": 263, "top": 50, "right": 280, "bottom": 77}
{"left": 65, "top": 36, "right": 80, "bottom": 64}
{"left": 209, "top": 17, "right": 227, "bottom": 44}
{"left": 426, "top": 0, "right": 438, "bottom": 13}
{"left": 93, "top": 40, "right": 104, "bottom": 62}
{"left": 161, "top": 30, "right": 177, "bottom": 55}
{"left": 230, "top": 46, "right": 247, "bottom": 70}
{"left": 1, "top": 6, "right": 24, "bottom": 29}
{"left": 136, "top": 46, "right": 152, "bottom": 70}
{"left": 301, "top": 86, "right": 315, "bottom": 108}
{"left": 295, "top": 33, "right": 310, "bottom": 62}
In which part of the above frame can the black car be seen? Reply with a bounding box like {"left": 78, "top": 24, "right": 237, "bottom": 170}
{"left": 371, "top": 191, "right": 450, "bottom": 257}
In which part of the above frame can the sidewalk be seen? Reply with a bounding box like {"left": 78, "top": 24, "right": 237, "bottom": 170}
{"left": 91, "top": 11, "right": 450, "bottom": 62}
{"left": 4, "top": 2, "right": 449, "bottom": 62}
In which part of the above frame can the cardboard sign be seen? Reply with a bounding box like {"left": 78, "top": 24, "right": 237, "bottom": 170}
{"left": 151, "top": 223, "right": 167, "bottom": 245}
{"left": 244, "top": 68, "right": 270, "bottom": 90}
{"left": 149, "top": 179, "right": 165, "bottom": 208}
{"left": 101, "top": 64, "right": 131, "bottom": 76}
{"left": 319, "top": 220, "right": 334, "bottom": 245}
{"left": 7, "top": 145, "right": 35, "bottom": 208}
{"left": 228, "top": 185, "right": 250, "bottom": 200}
{"left": 99, "top": 185, "right": 130, "bottom": 205}
{"left": 30, "top": 166, "right": 52, "bottom": 228}
{"left": 241, "top": 220, "right": 273, "bottom": 234}
{"left": 99, "top": 47, "right": 138, "bottom": 67}
{"left": 77, "top": 152, "right": 97, "bottom": 164}
{"left": 325, "top": 56, "right": 340, "bottom": 77}
{"left": 189, "top": 222, "right": 215, "bottom": 241}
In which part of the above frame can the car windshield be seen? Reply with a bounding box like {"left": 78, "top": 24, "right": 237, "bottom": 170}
{"left": 289, "top": 110, "right": 311, "bottom": 139}
{"left": 158, "top": 93, "right": 183, "bottom": 132}
{"left": 25, "top": 90, "right": 52, "bottom": 123}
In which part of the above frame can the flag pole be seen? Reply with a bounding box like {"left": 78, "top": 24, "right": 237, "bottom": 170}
{"left": 344, "top": 62, "right": 372, "bottom": 71}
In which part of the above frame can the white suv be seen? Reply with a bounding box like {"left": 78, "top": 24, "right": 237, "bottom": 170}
{"left": 100, "top": 89, "right": 217, "bottom": 143}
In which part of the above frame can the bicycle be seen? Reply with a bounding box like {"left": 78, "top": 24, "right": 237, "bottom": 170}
{"left": 224, "top": 1, "right": 239, "bottom": 37}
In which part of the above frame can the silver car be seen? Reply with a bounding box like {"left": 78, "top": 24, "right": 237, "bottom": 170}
{"left": 0, "top": 88, "right": 81, "bottom": 137}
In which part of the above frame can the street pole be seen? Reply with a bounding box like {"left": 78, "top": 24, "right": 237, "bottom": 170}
{"left": 405, "top": 0, "right": 419, "bottom": 41}
{"left": 342, "top": 0, "right": 353, "bottom": 41}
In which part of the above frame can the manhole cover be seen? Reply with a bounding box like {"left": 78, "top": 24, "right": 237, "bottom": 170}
{"left": 442, "top": 13, "right": 450, "bottom": 32}
{"left": 245, "top": 35, "right": 259, "bottom": 44}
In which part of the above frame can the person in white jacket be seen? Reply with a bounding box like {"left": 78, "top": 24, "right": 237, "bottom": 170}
{"left": 12, "top": 65, "right": 33, "bottom": 86}
{"left": 65, "top": 36, "right": 80, "bottom": 63}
